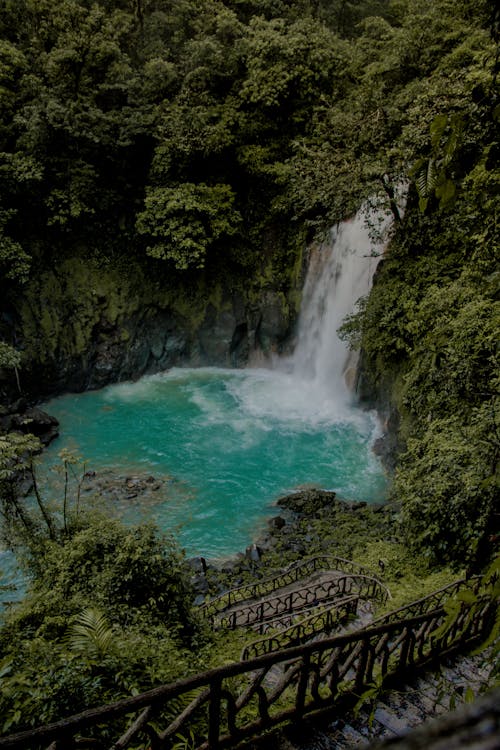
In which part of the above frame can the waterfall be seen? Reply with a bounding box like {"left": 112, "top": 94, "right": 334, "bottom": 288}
{"left": 289, "top": 204, "right": 390, "bottom": 403}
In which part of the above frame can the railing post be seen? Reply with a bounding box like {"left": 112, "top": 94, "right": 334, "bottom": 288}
{"left": 354, "top": 637, "right": 370, "bottom": 693}
{"left": 398, "top": 626, "right": 412, "bottom": 671}
{"left": 295, "top": 653, "right": 311, "bottom": 717}
{"left": 208, "top": 677, "right": 222, "bottom": 750}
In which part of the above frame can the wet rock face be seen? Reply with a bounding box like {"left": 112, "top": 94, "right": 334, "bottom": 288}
{"left": 11, "top": 287, "right": 294, "bottom": 402}
{"left": 87, "top": 310, "right": 190, "bottom": 391}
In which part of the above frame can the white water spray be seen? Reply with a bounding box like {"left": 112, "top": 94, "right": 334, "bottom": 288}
{"left": 289, "top": 204, "right": 391, "bottom": 403}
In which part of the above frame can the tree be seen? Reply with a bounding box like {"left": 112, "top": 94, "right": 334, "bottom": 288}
{"left": 0, "top": 342, "right": 22, "bottom": 393}
{"left": 396, "top": 406, "right": 498, "bottom": 567}
{"left": 0, "top": 432, "right": 55, "bottom": 545}
{"left": 0, "top": 500, "right": 207, "bottom": 732}
{"left": 136, "top": 182, "right": 242, "bottom": 269}
{"left": 0, "top": 512, "right": 206, "bottom": 731}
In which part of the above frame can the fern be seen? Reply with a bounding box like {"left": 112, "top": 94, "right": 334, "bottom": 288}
{"left": 64, "top": 607, "right": 115, "bottom": 659}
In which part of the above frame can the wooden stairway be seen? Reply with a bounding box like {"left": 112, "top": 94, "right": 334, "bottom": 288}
{"left": 0, "top": 561, "right": 494, "bottom": 750}
{"left": 240, "top": 652, "right": 494, "bottom": 749}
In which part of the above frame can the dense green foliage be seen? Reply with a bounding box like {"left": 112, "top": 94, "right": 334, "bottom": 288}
{"left": 340, "top": 4, "right": 499, "bottom": 567}
{"left": 0, "top": 444, "right": 209, "bottom": 732}
{"left": 0, "top": 0, "right": 394, "bottom": 287}
{"left": 0, "top": 0, "right": 498, "bottom": 733}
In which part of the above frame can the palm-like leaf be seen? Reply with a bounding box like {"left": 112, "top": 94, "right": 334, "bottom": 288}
{"left": 65, "top": 607, "right": 115, "bottom": 659}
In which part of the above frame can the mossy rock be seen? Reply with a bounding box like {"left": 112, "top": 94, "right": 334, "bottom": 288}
{"left": 276, "top": 488, "right": 338, "bottom": 516}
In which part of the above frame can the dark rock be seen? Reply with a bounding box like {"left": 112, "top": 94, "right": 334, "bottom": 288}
{"left": 197, "top": 305, "right": 238, "bottom": 365}
{"left": 2, "top": 262, "right": 301, "bottom": 401}
{"left": 188, "top": 557, "right": 208, "bottom": 575}
{"left": 254, "top": 291, "right": 290, "bottom": 355}
{"left": 193, "top": 594, "right": 206, "bottom": 607}
{"left": 10, "top": 407, "right": 59, "bottom": 445}
{"left": 371, "top": 503, "right": 386, "bottom": 513}
{"left": 277, "top": 488, "right": 337, "bottom": 516}
{"left": 245, "top": 543, "right": 262, "bottom": 563}
{"left": 80, "top": 469, "right": 167, "bottom": 505}
{"left": 348, "top": 501, "right": 368, "bottom": 511}
{"left": 191, "top": 575, "right": 209, "bottom": 596}
{"left": 9, "top": 397, "right": 27, "bottom": 413}
{"left": 268, "top": 516, "right": 286, "bottom": 530}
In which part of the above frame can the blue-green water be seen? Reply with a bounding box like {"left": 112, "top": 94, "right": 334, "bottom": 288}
{"left": 1, "top": 205, "right": 393, "bottom": 602}
{"left": 41, "top": 367, "right": 386, "bottom": 558}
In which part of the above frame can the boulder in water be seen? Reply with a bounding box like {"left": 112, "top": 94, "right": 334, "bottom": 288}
{"left": 81, "top": 469, "right": 168, "bottom": 505}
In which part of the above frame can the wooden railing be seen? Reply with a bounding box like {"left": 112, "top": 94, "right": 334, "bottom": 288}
{"left": 241, "top": 595, "right": 359, "bottom": 660}
{"left": 0, "top": 582, "right": 493, "bottom": 750}
{"left": 216, "top": 574, "right": 388, "bottom": 631}
{"left": 200, "top": 555, "right": 381, "bottom": 619}
{"left": 371, "top": 578, "right": 467, "bottom": 625}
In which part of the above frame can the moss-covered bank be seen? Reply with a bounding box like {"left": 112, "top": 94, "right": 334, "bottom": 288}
{"left": 2, "top": 227, "right": 306, "bottom": 401}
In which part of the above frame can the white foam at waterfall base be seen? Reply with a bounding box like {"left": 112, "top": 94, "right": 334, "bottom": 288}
{"left": 225, "top": 368, "right": 365, "bottom": 429}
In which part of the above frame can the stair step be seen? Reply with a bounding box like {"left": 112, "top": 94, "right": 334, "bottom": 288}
{"left": 337, "top": 722, "right": 368, "bottom": 746}
{"left": 443, "top": 660, "right": 491, "bottom": 687}
{"left": 381, "top": 692, "right": 430, "bottom": 726}
{"left": 373, "top": 703, "right": 412, "bottom": 736}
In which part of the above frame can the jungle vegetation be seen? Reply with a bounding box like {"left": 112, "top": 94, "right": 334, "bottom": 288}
{"left": 0, "top": 0, "right": 498, "bottom": 734}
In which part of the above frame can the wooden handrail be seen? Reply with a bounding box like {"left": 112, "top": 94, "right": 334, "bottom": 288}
{"left": 0, "top": 582, "right": 493, "bottom": 750}
{"left": 372, "top": 578, "right": 466, "bottom": 621}
{"left": 200, "top": 555, "right": 382, "bottom": 618}
{"left": 216, "top": 574, "right": 388, "bottom": 631}
{"left": 241, "top": 595, "right": 359, "bottom": 660}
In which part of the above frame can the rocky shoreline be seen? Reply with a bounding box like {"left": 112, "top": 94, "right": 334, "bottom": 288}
{"left": 0, "top": 402, "right": 60, "bottom": 446}
{"left": 189, "top": 487, "right": 397, "bottom": 603}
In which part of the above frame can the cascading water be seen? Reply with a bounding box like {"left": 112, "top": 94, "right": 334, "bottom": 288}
{"left": 288, "top": 204, "right": 388, "bottom": 402}
{"left": 0, "top": 205, "right": 394, "bottom": 604}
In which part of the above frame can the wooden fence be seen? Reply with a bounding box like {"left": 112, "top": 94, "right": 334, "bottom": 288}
{"left": 241, "top": 594, "right": 359, "bottom": 660}
{"left": 0, "top": 580, "right": 493, "bottom": 750}
{"left": 200, "top": 555, "right": 382, "bottom": 619}
{"left": 215, "top": 574, "right": 387, "bottom": 631}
